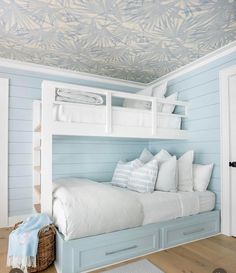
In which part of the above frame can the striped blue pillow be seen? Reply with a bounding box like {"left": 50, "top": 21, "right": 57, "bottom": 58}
{"left": 111, "top": 159, "right": 143, "bottom": 188}
{"left": 127, "top": 159, "right": 158, "bottom": 193}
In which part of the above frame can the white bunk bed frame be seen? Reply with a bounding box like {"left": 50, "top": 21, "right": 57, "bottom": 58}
{"left": 41, "top": 80, "right": 188, "bottom": 216}
{"left": 39, "top": 80, "right": 220, "bottom": 273}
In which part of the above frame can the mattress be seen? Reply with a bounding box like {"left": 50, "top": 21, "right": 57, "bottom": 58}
{"left": 53, "top": 103, "right": 181, "bottom": 130}
{"left": 53, "top": 179, "right": 215, "bottom": 240}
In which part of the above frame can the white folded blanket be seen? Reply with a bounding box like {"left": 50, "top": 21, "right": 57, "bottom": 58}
{"left": 56, "top": 88, "right": 104, "bottom": 105}
{"left": 53, "top": 178, "right": 144, "bottom": 240}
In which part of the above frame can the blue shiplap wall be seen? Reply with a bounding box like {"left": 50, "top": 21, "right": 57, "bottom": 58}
{"left": 2, "top": 66, "right": 146, "bottom": 217}
{"left": 4, "top": 50, "right": 236, "bottom": 217}
{"left": 149, "top": 51, "right": 236, "bottom": 210}
{"left": 53, "top": 137, "right": 147, "bottom": 181}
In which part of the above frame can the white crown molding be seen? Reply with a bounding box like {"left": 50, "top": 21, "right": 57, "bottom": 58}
{"left": 0, "top": 57, "right": 146, "bottom": 89}
{"left": 149, "top": 41, "right": 236, "bottom": 86}
{"left": 0, "top": 41, "right": 236, "bottom": 89}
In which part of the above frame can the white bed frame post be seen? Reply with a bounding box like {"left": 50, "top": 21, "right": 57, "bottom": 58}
{"left": 106, "top": 92, "right": 112, "bottom": 134}
{"left": 41, "top": 81, "right": 54, "bottom": 217}
{"left": 0, "top": 78, "right": 9, "bottom": 227}
{"left": 151, "top": 98, "right": 157, "bottom": 136}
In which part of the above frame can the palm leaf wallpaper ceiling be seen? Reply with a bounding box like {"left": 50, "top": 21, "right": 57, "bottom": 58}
{"left": 0, "top": 1, "right": 236, "bottom": 83}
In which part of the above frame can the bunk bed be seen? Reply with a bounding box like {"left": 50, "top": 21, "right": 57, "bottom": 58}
{"left": 34, "top": 80, "right": 220, "bottom": 273}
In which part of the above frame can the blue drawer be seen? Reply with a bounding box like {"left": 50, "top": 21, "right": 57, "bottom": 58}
{"left": 78, "top": 232, "right": 160, "bottom": 271}
{"left": 162, "top": 213, "right": 220, "bottom": 248}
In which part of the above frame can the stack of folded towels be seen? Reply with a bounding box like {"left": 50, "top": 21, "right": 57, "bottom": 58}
{"left": 7, "top": 213, "right": 52, "bottom": 273}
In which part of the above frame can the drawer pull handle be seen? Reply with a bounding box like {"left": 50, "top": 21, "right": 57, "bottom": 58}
{"left": 105, "top": 245, "right": 138, "bottom": 256}
{"left": 183, "top": 227, "right": 205, "bottom": 236}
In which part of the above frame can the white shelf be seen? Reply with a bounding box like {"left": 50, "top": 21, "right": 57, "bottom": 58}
{"left": 34, "top": 203, "right": 41, "bottom": 213}
{"left": 34, "top": 125, "right": 41, "bottom": 132}
{"left": 34, "top": 146, "right": 41, "bottom": 151}
{"left": 34, "top": 185, "right": 41, "bottom": 195}
{"left": 34, "top": 166, "right": 41, "bottom": 172}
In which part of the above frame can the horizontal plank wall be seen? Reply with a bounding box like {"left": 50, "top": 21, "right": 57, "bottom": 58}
{"left": 53, "top": 137, "right": 147, "bottom": 181}
{"left": 149, "top": 51, "right": 236, "bottom": 210}
{"left": 1, "top": 66, "right": 145, "bottom": 218}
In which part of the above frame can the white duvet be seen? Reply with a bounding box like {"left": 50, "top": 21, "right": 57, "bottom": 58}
{"left": 53, "top": 178, "right": 215, "bottom": 241}
{"left": 53, "top": 178, "right": 143, "bottom": 240}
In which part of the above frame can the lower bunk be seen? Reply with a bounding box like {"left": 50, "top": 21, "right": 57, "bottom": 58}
{"left": 55, "top": 210, "right": 220, "bottom": 273}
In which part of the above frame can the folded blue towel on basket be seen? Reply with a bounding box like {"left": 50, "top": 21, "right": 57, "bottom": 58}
{"left": 7, "top": 213, "right": 52, "bottom": 273}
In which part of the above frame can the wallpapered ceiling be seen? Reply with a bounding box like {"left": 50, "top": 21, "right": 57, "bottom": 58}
{"left": 0, "top": 1, "right": 236, "bottom": 83}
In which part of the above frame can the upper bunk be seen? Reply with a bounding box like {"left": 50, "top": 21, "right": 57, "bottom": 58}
{"left": 39, "top": 80, "right": 188, "bottom": 140}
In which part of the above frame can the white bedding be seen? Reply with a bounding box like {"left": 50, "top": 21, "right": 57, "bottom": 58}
{"left": 127, "top": 190, "right": 215, "bottom": 225}
{"left": 53, "top": 178, "right": 215, "bottom": 240}
{"left": 53, "top": 178, "right": 143, "bottom": 240}
{"left": 53, "top": 103, "right": 181, "bottom": 130}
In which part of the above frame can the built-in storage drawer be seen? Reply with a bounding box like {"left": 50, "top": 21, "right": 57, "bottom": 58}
{"left": 162, "top": 212, "right": 220, "bottom": 248}
{"left": 78, "top": 232, "right": 160, "bottom": 271}
{"left": 56, "top": 211, "right": 220, "bottom": 273}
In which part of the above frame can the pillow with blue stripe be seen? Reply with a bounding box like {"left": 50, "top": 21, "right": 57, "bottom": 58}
{"left": 127, "top": 158, "right": 158, "bottom": 193}
{"left": 111, "top": 159, "right": 143, "bottom": 188}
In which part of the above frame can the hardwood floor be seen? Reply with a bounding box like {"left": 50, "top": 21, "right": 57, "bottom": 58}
{"left": 1, "top": 227, "right": 236, "bottom": 273}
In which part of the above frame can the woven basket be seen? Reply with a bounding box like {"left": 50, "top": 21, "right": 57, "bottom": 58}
{"left": 13, "top": 222, "right": 56, "bottom": 273}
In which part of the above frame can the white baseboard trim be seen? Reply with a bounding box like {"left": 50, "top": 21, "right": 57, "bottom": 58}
{"left": 8, "top": 214, "right": 33, "bottom": 227}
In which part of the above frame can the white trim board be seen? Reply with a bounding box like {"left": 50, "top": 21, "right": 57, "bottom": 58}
{"left": 0, "top": 57, "right": 145, "bottom": 89}
{"left": 219, "top": 65, "right": 236, "bottom": 236}
{"left": 149, "top": 41, "right": 236, "bottom": 86}
{"left": 0, "top": 78, "right": 9, "bottom": 228}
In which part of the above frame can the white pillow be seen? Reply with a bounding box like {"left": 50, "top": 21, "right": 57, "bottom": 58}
{"left": 127, "top": 159, "right": 158, "bottom": 193}
{"left": 162, "top": 92, "right": 178, "bottom": 113}
{"left": 123, "top": 87, "right": 153, "bottom": 110}
{"left": 155, "top": 156, "right": 177, "bottom": 192}
{"left": 152, "top": 81, "right": 168, "bottom": 112}
{"left": 178, "top": 150, "right": 194, "bottom": 192}
{"left": 139, "top": 148, "right": 153, "bottom": 163}
{"left": 193, "top": 163, "right": 214, "bottom": 192}
{"left": 154, "top": 149, "right": 172, "bottom": 164}
{"left": 111, "top": 159, "right": 143, "bottom": 188}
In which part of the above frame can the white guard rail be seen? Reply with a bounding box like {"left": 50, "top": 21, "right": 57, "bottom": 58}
{"left": 44, "top": 80, "right": 188, "bottom": 138}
